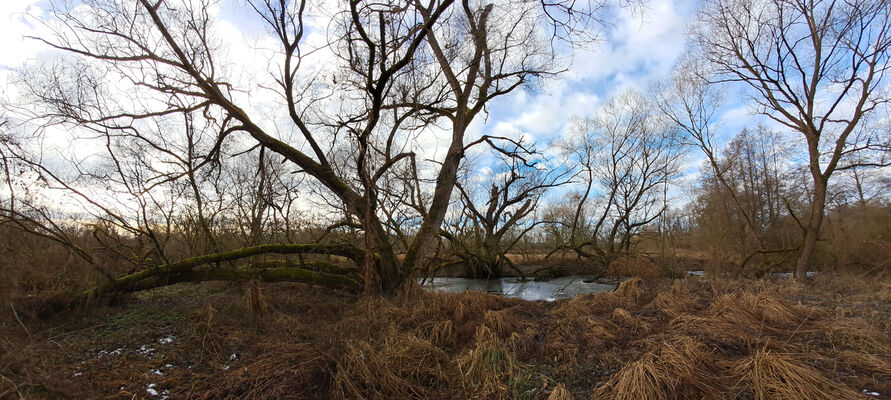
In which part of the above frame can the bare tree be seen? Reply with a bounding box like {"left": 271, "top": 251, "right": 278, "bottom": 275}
{"left": 7, "top": 0, "right": 607, "bottom": 297}
{"left": 0, "top": 118, "right": 99, "bottom": 269}
{"left": 554, "top": 89, "right": 684, "bottom": 264}
{"left": 690, "top": 0, "right": 891, "bottom": 279}
{"left": 442, "top": 139, "right": 568, "bottom": 278}
{"left": 654, "top": 57, "right": 797, "bottom": 273}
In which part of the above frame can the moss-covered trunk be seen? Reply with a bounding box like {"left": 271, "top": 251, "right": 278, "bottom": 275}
{"left": 81, "top": 243, "right": 365, "bottom": 300}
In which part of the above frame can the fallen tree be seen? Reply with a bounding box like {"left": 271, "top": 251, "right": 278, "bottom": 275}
{"left": 78, "top": 243, "right": 365, "bottom": 303}
{"left": 111, "top": 266, "right": 359, "bottom": 294}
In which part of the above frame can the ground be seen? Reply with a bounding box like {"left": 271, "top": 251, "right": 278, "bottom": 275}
{"left": 0, "top": 272, "right": 889, "bottom": 399}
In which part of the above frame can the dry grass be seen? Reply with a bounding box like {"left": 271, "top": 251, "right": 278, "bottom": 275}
{"left": 190, "top": 303, "right": 225, "bottom": 360}
{"left": 547, "top": 383, "right": 574, "bottom": 400}
{"left": 190, "top": 342, "right": 331, "bottom": 400}
{"left": 592, "top": 336, "right": 723, "bottom": 400}
{"left": 454, "top": 331, "right": 521, "bottom": 399}
{"left": 1, "top": 273, "right": 889, "bottom": 399}
{"left": 591, "top": 353, "right": 675, "bottom": 400}
{"left": 243, "top": 280, "right": 270, "bottom": 319}
{"left": 607, "top": 256, "right": 664, "bottom": 281}
{"left": 734, "top": 349, "right": 864, "bottom": 400}
{"left": 653, "top": 280, "right": 704, "bottom": 317}
{"left": 332, "top": 331, "right": 449, "bottom": 399}
{"left": 823, "top": 318, "right": 891, "bottom": 353}
{"left": 707, "top": 290, "right": 809, "bottom": 335}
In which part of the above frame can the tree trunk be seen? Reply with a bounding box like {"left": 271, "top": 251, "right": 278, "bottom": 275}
{"left": 795, "top": 178, "right": 827, "bottom": 280}
{"left": 373, "top": 222, "right": 402, "bottom": 293}
{"left": 402, "top": 126, "right": 466, "bottom": 273}
{"left": 83, "top": 243, "right": 366, "bottom": 298}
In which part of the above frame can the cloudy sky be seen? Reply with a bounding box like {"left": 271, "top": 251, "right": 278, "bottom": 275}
{"left": 0, "top": 0, "right": 726, "bottom": 134}
{"left": 1, "top": 0, "right": 772, "bottom": 210}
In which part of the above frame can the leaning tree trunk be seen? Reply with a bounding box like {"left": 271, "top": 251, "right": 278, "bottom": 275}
{"left": 79, "top": 243, "right": 365, "bottom": 302}
{"left": 795, "top": 177, "right": 828, "bottom": 280}
{"left": 402, "top": 126, "right": 467, "bottom": 275}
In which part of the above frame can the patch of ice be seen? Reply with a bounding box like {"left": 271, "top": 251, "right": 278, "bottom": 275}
{"left": 146, "top": 383, "right": 159, "bottom": 396}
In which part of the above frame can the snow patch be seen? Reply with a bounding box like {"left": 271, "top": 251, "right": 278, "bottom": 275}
{"left": 146, "top": 383, "right": 159, "bottom": 396}
{"left": 97, "top": 347, "right": 124, "bottom": 358}
{"left": 138, "top": 344, "right": 155, "bottom": 357}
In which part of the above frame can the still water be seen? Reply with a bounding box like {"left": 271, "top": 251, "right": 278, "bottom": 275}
{"left": 420, "top": 275, "right": 616, "bottom": 301}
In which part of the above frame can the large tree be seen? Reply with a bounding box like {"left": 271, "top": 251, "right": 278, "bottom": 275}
{"left": 690, "top": 0, "right": 891, "bottom": 279}
{"left": 6, "top": 0, "right": 605, "bottom": 295}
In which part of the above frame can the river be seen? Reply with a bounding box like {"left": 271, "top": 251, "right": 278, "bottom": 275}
{"left": 420, "top": 275, "right": 616, "bottom": 301}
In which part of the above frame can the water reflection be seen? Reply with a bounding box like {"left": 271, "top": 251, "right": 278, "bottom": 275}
{"left": 420, "top": 275, "right": 616, "bottom": 301}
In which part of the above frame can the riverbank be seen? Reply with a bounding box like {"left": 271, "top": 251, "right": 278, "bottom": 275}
{"left": 1, "top": 273, "right": 888, "bottom": 399}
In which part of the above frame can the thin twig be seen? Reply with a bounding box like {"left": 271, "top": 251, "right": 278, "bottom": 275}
{"left": 10, "top": 303, "right": 31, "bottom": 337}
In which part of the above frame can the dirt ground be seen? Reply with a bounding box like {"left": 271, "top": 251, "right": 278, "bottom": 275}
{"left": 1, "top": 272, "right": 889, "bottom": 399}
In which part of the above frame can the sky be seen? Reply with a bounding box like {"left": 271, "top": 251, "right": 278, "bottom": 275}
{"left": 0, "top": 0, "right": 774, "bottom": 212}
{"left": 0, "top": 0, "right": 720, "bottom": 132}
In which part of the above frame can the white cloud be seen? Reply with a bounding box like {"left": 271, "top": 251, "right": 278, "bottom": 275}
{"left": 0, "top": 0, "right": 47, "bottom": 68}
{"left": 480, "top": 0, "right": 694, "bottom": 149}
{"left": 0, "top": 0, "right": 52, "bottom": 102}
{"left": 569, "top": 0, "right": 692, "bottom": 86}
